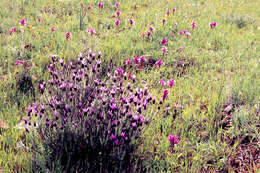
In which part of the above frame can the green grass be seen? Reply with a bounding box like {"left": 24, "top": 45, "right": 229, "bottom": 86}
{"left": 0, "top": 0, "right": 259, "bottom": 172}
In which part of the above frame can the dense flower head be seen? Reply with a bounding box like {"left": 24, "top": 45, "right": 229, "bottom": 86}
{"left": 20, "top": 19, "right": 26, "bottom": 26}
{"left": 88, "top": 29, "right": 96, "bottom": 36}
{"left": 115, "top": 2, "right": 120, "bottom": 8}
{"left": 209, "top": 22, "right": 217, "bottom": 28}
{"left": 191, "top": 21, "right": 196, "bottom": 29}
{"left": 114, "top": 19, "right": 120, "bottom": 26}
{"left": 98, "top": 2, "right": 104, "bottom": 9}
{"left": 129, "top": 18, "right": 134, "bottom": 25}
{"left": 156, "top": 59, "right": 164, "bottom": 68}
{"left": 149, "top": 26, "right": 154, "bottom": 32}
{"left": 162, "top": 18, "right": 166, "bottom": 25}
{"left": 167, "top": 79, "right": 175, "bottom": 87}
{"left": 161, "top": 46, "right": 168, "bottom": 54}
{"left": 168, "top": 135, "right": 179, "bottom": 152}
{"left": 161, "top": 38, "right": 168, "bottom": 45}
{"left": 66, "top": 32, "right": 71, "bottom": 40}
{"left": 116, "top": 11, "right": 121, "bottom": 17}
{"left": 166, "top": 9, "right": 170, "bottom": 16}
{"left": 172, "top": 8, "right": 176, "bottom": 14}
{"left": 51, "top": 27, "right": 55, "bottom": 32}
{"left": 9, "top": 27, "right": 17, "bottom": 35}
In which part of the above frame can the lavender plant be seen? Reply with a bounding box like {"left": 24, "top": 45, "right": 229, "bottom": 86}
{"left": 27, "top": 50, "right": 156, "bottom": 172}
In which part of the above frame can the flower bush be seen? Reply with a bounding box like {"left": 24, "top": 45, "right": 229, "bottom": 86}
{"left": 28, "top": 50, "right": 157, "bottom": 172}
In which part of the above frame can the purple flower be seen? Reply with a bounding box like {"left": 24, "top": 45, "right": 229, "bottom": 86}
{"left": 27, "top": 106, "right": 32, "bottom": 116}
{"left": 98, "top": 2, "right": 104, "bottom": 9}
{"left": 156, "top": 59, "right": 164, "bottom": 68}
{"left": 37, "top": 17, "right": 42, "bottom": 22}
{"left": 161, "top": 38, "right": 168, "bottom": 45}
{"left": 111, "top": 134, "right": 116, "bottom": 140}
{"left": 129, "top": 18, "right": 134, "bottom": 25}
{"left": 179, "top": 31, "right": 183, "bottom": 35}
{"left": 88, "top": 6, "right": 92, "bottom": 10}
{"left": 116, "top": 68, "right": 124, "bottom": 77}
{"left": 9, "top": 27, "right": 17, "bottom": 35}
{"left": 115, "top": 2, "right": 120, "bottom": 8}
{"left": 167, "top": 79, "right": 175, "bottom": 87}
{"left": 116, "top": 11, "right": 121, "bottom": 17}
{"left": 160, "top": 80, "right": 166, "bottom": 86}
{"left": 131, "top": 122, "right": 137, "bottom": 127}
{"left": 20, "top": 19, "right": 26, "bottom": 26}
{"left": 125, "top": 59, "right": 131, "bottom": 66}
{"left": 209, "top": 22, "right": 217, "bottom": 29}
{"left": 162, "top": 18, "right": 166, "bottom": 25}
{"left": 191, "top": 21, "right": 196, "bottom": 30}
{"left": 172, "top": 8, "right": 176, "bottom": 15}
{"left": 51, "top": 27, "right": 55, "bottom": 32}
{"left": 162, "top": 89, "right": 169, "bottom": 101}
{"left": 149, "top": 27, "right": 154, "bottom": 32}
{"left": 168, "top": 135, "right": 179, "bottom": 152}
{"left": 166, "top": 9, "right": 170, "bottom": 16}
{"left": 88, "top": 29, "right": 96, "bottom": 36}
{"left": 161, "top": 46, "right": 168, "bottom": 54}
{"left": 147, "top": 31, "right": 151, "bottom": 37}
{"left": 66, "top": 32, "right": 71, "bottom": 40}
{"left": 114, "top": 19, "right": 120, "bottom": 26}
{"left": 185, "top": 32, "right": 191, "bottom": 38}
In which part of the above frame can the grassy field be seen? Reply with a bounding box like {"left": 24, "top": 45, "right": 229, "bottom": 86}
{"left": 0, "top": 0, "right": 259, "bottom": 172}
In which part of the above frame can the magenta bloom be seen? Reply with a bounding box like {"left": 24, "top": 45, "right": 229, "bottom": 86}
{"left": 66, "top": 32, "right": 71, "bottom": 40}
{"left": 116, "top": 11, "right": 121, "bottom": 17}
{"left": 139, "top": 56, "right": 146, "bottom": 63}
{"left": 37, "top": 17, "right": 42, "bottom": 22}
{"left": 51, "top": 27, "right": 55, "bottom": 32}
{"left": 179, "top": 31, "right": 183, "bottom": 35}
{"left": 129, "top": 18, "right": 134, "bottom": 25}
{"left": 161, "top": 46, "right": 168, "bottom": 54}
{"left": 147, "top": 31, "right": 151, "bottom": 37}
{"left": 160, "top": 80, "right": 166, "bottom": 86}
{"left": 88, "top": 29, "right": 95, "bottom": 36}
{"left": 149, "top": 26, "right": 154, "bottom": 32}
{"left": 191, "top": 21, "right": 196, "bottom": 29}
{"left": 166, "top": 9, "right": 170, "bottom": 16}
{"left": 115, "top": 2, "right": 120, "bottom": 8}
{"left": 133, "top": 56, "right": 139, "bottom": 64}
{"left": 20, "top": 19, "right": 26, "bottom": 26}
{"left": 161, "top": 38, "right": 168, "bottom": 45}
{"left": 162, "top": 18, "right": 166, "bottom": 25}
{"left": 168, "top": 135, "right": 179, "bottom": 152}
{"left": 142, "top": 32, "right": 146, "bottom": 39}
{"left": 172, "top": 8, "right": 176, "bottom": 15}
{"left": 185, "top": 32, "right": 191, "bottom": 38}
{"left": 167, "top": 79, "right": 175, "bottom": 87}
{"left": 209, "top": 22, "right": 217, "bottom": 29}
{"left": 162, "top": 89, "right": 169, "bottom": 101}
{"left": 98, "top": 2, "right": 104, "bottom": 9}
{"left": 88, "top": 5, "right": 92, "bottom": 10}
{"left": 116, "top": 68, "right": 124, "bottom": 77}
{"left": 183, "top": 30, "right": 188, "bottom": 34}
{"left": 9, "top": 27, "right": 17, "bottom": 35}
{"left": 156, "top": 59, "right": 164, "bottom": 68}
{"left": 125, "top": 59, "right": 131, "bottom": 66}
{"left": 114, "top": 19, "right": 120, "bottom": 26}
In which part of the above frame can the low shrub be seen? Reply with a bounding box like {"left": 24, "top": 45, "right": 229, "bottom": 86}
{"left": 27, "top": 50, "right": 157, "bottom": 172}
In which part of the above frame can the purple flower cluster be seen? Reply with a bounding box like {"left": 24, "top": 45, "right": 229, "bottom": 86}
{"left": 27, "top": 50, "right": 157, "bottom": 171}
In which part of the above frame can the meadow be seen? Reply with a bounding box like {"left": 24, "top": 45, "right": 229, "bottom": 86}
{"left": 0, "top": 0, "right": 259, "bottom": 172}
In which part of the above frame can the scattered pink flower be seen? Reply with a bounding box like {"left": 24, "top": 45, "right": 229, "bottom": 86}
{"left": 88, "top": 5, "right": 92, "bottom": 10}
{"left": 51, "top": 27, "right": 55, "bottom": 32}
{"left": 172, "top": 8, "right": 176, "bottom": 15}
{"left": 160, "top": 80, "right": 166, "bottom": 86}
{"left": 98, "top": 2, "right": 104, "bottom": 9}
{"left": 149, "top": 26, "right": 154, "bottom": 32}
{"left": 133, "top": 56, "right": 139, "bottom": 64}
{"left": 183, "top": 30, "right": 188, "bottom": 34}
{"left": 20, "top": 19, "right": 26, "bottom": 26}
{"left": 37, "top": 17, "right": 42, "bottom": 22}
{"left": 161, "top": 46, "right": 168, "bottom": 54}
{"left": 66, "top": 32, "right": 71, "bottom": 40}
{"left": 162, "top": 18, "right": 166, "bottom": 25}
{"left": 147, "top": 31, "right": 151, "bottom": 37}
{"left": 166, "top": 9, "right": 170, "bottom": 16}
{"left": 185, "top": 32, "right": 191, "bottom": 38}
{"left": 179, "top": 31, "right": 183, "bottom": 35}
{"left": 209, "top": 22, "right": 217, "bottom": 29}
{"left": 9, "top": 27, "right": 17, "bottom": 35}
{"left": 125, "top": 59, "right": 131, "bottom": 66}
{"left": 168, "top": 135, "right": 179, "bottom": 153}
{"left": 129, "top": 18, "right": 134, "bottom": 25}
{"left": 81, "top": 3, "right": 85, "bottom": 9}
{"left": 114, "top": 19, "right": 120, "bottom": 26}
{"left": 142, "top": 32, "right": 146, "bottom": 39}
{"left": 161, "top": 38, "right": 168, "bottom": 45}
{"left": 167, "top": 79, "right": 175, "bottom": 87}
{"left": 139, "top": 56, "right": 146, "bottom": 63}
{"left": 116, "top": 11, "right": 121, "bottom": 17}
{"left": 88, "top": 29, "right": 96, "bottom": 36}
{"left": 156, "top": 59, "right": 164, "bottom": 68}
{"left": 191, "top": 21, "right": 196, "bottom": 29}
{"left": 115, "top": 2, "right": 120, "bottom": 8}
{"left": 162, "top": 89, "right": 169, "bottom": 101}
{"left": 174, "top": 23, "right": 178, "bottom": 27}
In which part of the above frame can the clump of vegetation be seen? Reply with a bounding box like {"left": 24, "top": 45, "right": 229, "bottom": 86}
{"left": 27, "top": 50, "right": 159, "bottom": 172}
